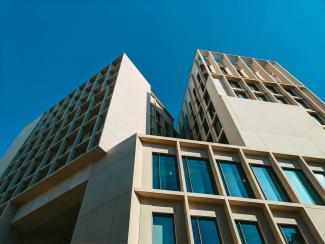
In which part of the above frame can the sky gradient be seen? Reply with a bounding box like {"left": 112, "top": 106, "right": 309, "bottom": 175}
{"left": 1, "top": 0, "right": 325, "bottom": 157}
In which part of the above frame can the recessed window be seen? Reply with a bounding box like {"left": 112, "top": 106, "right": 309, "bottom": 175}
{"left": 266, "top": 85, "right": 279, "bottom": 95}
{"left": 152, "top": 214, "right": 175, "bottom": 244}
{"left": 199, "top": 107, "right": 204, "bottom": 121}
{"left": 213, "top": 116, "right": 222, "bottom": 137}
{"left": 218, "top": 161, "right": 254, "bottom": 198}
{"left": 229, "top": 80, "right": 241, "bottom": 89}
{"left": 191, "top": 217, "right": 222, "bottom": 244}
{"left": 203, "top": 92, "right": 210, "bottom": 106}
{"left": 283, "top": 168, "right": 323, "bottom": 205}
{"left": 279, "top": 224, "right": 305, "bottom": 244}
{"left": 208, "top": 103, "right": 216, "bottom": 119}
{"left": 252, "top": 165, "right": 289, "bottom": 202}
{"left": 256, "top": 94, "right": 268, "bottom": 102}
{"left": 202, "top": 119, "right": 209, "bottom": 135}
{"left": 236, "top": 221, "right": 265, "bottom": 244}
{"left": 295, "top": 99, "right": 309, "bottom": 109}
{"left": 214, "top": 57, "right": 222, "bottom": 63}
{"left": 218, "top": 132, "right": 229, "bottom": 144}
{"left": 182, "top": 157, "right": 217, "bottom": 194}
{"left": 153, "top": 153, "right": 180, "bottom": 191}
{"left": 277, "top": 97, "right": 288, "bottom": 104}
{"left": 219, "top": 67, "right": 228, "bottom": 75}
{"left": 309, "top": 113, "right": 324, "bottom": 125}
{"left": 235, "top": 91, "right": 248, "bottom": 99}
{"left": 314, "top": 171, "right": 325, "bottom": 189}
{"left": 248, "top": 83, "right": 260, "bottom": 92}
{"left": 284, "top": 88, "right": 297, "bottom": 97}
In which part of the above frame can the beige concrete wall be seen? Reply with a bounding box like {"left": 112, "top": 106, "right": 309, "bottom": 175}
{"left": 0, "top": 116, "right": 41, "bottom": 176}
{"left": 221, "top": 96, "right": 325, "bottom": 158}
{"left": 71, "top": 134, "right": 138, "bottom": 243}
{"left": 99, "top": 54, "right": 151, "bottom": 152}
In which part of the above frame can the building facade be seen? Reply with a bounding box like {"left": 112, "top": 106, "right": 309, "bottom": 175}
{"left": 0, "top": 50, "right": 324, "bottom": 244}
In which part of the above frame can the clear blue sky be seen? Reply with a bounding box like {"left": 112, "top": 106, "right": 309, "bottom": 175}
{"left": 1, "top": 0, "right": 325, "bottom": 157}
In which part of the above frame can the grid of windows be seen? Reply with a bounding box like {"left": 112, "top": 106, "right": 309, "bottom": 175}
{"left": 193, "top": 51, "right": 325, "bottom": 131}
{"left": 0, "top": 56, "right": 122, "bottom": 206}
{"left": 137, "top": 136, "right": 324, "bottom": 243}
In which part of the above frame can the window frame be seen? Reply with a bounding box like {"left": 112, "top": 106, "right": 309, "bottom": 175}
{"left": 191, "top": 216, "right": 223, "bottom": 244}
{"left": 278, "top": 224, "right": 306, "bottom": 244}
{"left": 152, "top": 153, "right": 180, "bottom": 191}
{"left": 236, "top": 220, "right": 266, "bottom": 244}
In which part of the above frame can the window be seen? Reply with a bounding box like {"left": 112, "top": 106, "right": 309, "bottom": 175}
{"left": 213, "top": 116, "right": 222, "bottom": 137}
{"left": 218, "top": 161, "right": 254, "bottom": 198}
{"left": 283, "top": 168, "right": 323, "bottom": 205}
{"left": 284, "top": 88, "right": 296, "bottom": 97}
{"left": 183, "top": 157, "right": 217, "bottom": 194}
{"left": 202, "top": 119, "right": 209, "bottom": 135}
{"left": 252, "top": 165, "right": 289, "bottom": 202}
{"left": 156, "top": 111, "right": 161, "bottom": 122}
{"left": 153, "top": 153, "right": 179, "bottom": 191}
{"left": 279, "top": 225, "right": 305, "bottom": 244}
{"left": 236, "top": 221, "right": 265, "bottom": 244}
{"left": 256, "top": 94, "right": 268, "bottom": 102}
{"left": 191, "top": 217, "right": 222, "bottom": 244}
{"left": 277, "top": 97, "right": 288, "bottom": 104}
{"left": 153, "top": 214, "right": 175, "bottom": 244}
{"left": 271, "top": 73, "right": 281, "bottom": 83}
{"left": 295, "top": 99, "right": 309, "bottom": 109}
{"left": 220, "top": 67, "right": 228, "bottom": 75}
{"left": 248, "top": 83, "right": 259, "bottom": 92}
{"left": 314, "top": 171, "right": 325, "bottom": 189}
{"left": 215, "top": 57, "right": 222, "bottom": 63}
{"left": 203, "top": 92, "right": 210, "bottom": 106}
{"left": 229, "top": 80, "right": 241, "bottom": 89}
{"left": 208, "top": 103, "right": 216, "bottom": 119}
{"left": 236, "top": 91, "right": 248, "bottom": 99}
{"left": 310, "top": 113, "right": 324, "bottom": 125}
{"left": 266, "top": 85, "right": 279, "bottom": 95}
{"left": 199, "top": 107, "right": 204, "bottom": 121}
{"left": 157, "top": 124, "right": 161, "bottom": 136}
{"left": 219, "top": 132, "right": 229, "bottom": 144}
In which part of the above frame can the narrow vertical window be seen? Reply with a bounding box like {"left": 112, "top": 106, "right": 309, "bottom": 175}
{"left": 218, "top": 161, "right": 254, "bottom": 198}
{"left": 191, "top": 217, "right": 222, "bottom": 244}
{"left": 236, "top": 221, "right": 265, "bottom": 244}
{"left": 279, "top": 225, "right": 305, "bottom": 244}
{"left": 283, "top": 168, "right": 323, "bottom": 205}
{"left": 153, "top": 214, "right": 175, "bottom": 244}
{"left": 314, "top": 171, "right": 325, "bottom": 189}
{"left": 153, "top": 153, "right": 179, "bottom": 191}
{"left": 183, "top": 157, "right": 217, "bottom": 194}
{"left": 252, "top": 165, "right": 289, "bottom": 202}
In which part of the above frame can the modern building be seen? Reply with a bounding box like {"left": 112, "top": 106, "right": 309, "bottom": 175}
{"left": 0, "top": 50, "right": 324, "bottom": 244}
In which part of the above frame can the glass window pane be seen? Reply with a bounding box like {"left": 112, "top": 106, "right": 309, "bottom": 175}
{"left": 153, "top": 154, "right": 160, "bottom": 189}
{"left": 153, "top": 214, "right": 175, "bottom": 244}
{"left": 191, "top": 218, "right": 201, "bottom": 244}
{"left": 219, "top": 161, "right": 254, "bottom": 198}
{"left": 283, "top": 169, "right": 323, "bottom": 205}
{"left": 183, "top": 157, "right": 216, "bottom": 194}
{"left": 153, "top": 154, "right": 179, "bottom": 191}
{"left": 236, "top": 221, "right": 264, "bottom": 244}
{"left": 198, "top": 218, "right": 222, "bottom": 244}
{"left": 314, "top": 172, "right": 325, "bottom": 189}
{"left": 252, "top": 165, "right": 289, "bottom": 202}
{"left": 279, "top": 225, "right": 305, "bottom": 244}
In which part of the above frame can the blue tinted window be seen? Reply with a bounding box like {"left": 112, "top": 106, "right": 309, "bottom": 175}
{"left": 236, "top": 221, "right": 264, "bottom": 244}
{"left": 279, "top": 225, "right": 305, "bottom": 244}
{"left": 153, "top": 154, "right": 179, "bottom": 191}
{"left": 314, "top": 172, "right": 325, "bottom": 189}
{"left": 218, "top": 161, "right": 254, "bottom": 198}
{"left": 153, "top": 214, "right": 175, "bottom": 244}
{"left": 191, "top": 217, "right": 222, "bottom": 244}
{"left": 283, "top": 168, "right": 323, "bottom": 205}
{"left": 183, "top": 157, "right": 217, "bottom": 194}
{"left": 252, "top": 165, "right": 289, "bottom": 202}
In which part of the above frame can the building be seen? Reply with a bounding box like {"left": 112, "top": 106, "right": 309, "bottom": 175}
{"left": 0, "top": 50, "right": 324, "bottom": 244}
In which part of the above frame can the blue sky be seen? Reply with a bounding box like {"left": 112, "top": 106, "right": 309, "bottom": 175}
{"left": 1, "top": 0, "right": 325, "bottom": 157}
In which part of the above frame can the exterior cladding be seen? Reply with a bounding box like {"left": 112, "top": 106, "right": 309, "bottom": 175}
{"left": 0, "top": 50, "right": 324, "bottom": 243}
